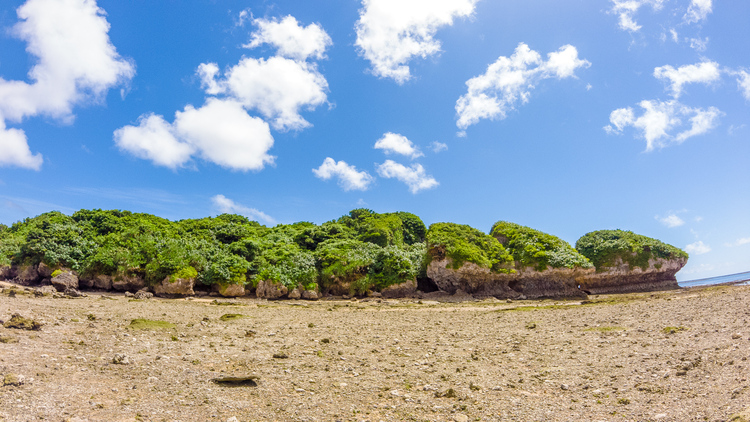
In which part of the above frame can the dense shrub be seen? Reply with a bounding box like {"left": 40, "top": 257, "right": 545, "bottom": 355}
{"left": 490, "top": 221, "right": 592, "bottom": 271}
{"left": 426, "top": 223, "right": 514, "bottom": 273}
{"left": 575, "top": 230, "right": 688, "bottom": 272}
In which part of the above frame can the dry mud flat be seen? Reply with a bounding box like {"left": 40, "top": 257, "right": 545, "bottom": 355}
{"left": 1, "top": 284, "right": 749, "bottom": 422}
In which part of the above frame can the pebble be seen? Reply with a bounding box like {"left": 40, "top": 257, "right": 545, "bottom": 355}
{"left": 561, "top": 384, "right": 569, "bottom": 390}
{"left": 732, "top": 333, "right": 741, "bottom": 339}
{"left": 453, "top": 414, "right": 469, "bottom": 422}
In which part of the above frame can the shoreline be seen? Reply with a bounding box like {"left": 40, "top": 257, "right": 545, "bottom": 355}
{"left": 1, "top": 282, "right": 749, "bottom": 421}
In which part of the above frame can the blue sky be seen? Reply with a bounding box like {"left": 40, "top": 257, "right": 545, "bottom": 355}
{"left": 0, "top": 0, "right": 748, "bottom": 281}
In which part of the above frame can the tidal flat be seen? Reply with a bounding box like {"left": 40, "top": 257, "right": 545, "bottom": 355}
{"left": 1, "top": 282, "right": 749, "bottom": 422}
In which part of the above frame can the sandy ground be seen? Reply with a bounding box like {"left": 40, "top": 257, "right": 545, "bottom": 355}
{"left": 0, "top": 282, "right": 749, "bottom": 422}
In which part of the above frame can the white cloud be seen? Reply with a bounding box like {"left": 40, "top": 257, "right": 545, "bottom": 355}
{"left": 670, "top": 28, "right": 679, "bottom": 42}
{"left": 430, "top": 141, "right": 448, "bottom": 153}
{"left": 120, "top": 14, "right": 329, "bottom": 171}
{"left": 0, "top": 0, "right": 134, "bottom": 170}
{"left": 174, "top": 99, "right": 275, "bottom": 171}
{"left": 198, "top": 56, "right": 328, "bottom": 131}
{"left": 455, "top": 43, "right": 590, "bottom": 130}
{"left": 653, "top": 61, "right": 721, "bottom": 98}
{"left": 376, "top": 159, "right": 438, "bottom": 193}
{"left": 684, "top": 0, "right": 712, "bottom": 24}
{"left": 688, "top": 37, "right": 709, "bottom": 52}
{"left": 355, "top": 0, "right": 478, "bottom": 84}
{"left": 0, "top": 121, "right": 43, "bottom": 170}
{"left": 736, "top": 70, "right": 750, "bottom": 101}
{"left": 211, "top": 194, "right": 276, "bottom": 225}
{"left": 313, "top": 158, "right": 375, "bottom": 191}
{"left": 604, "top": 100, "right": 721, "bottom": 151}
{"left": 685, "top": 240, "right": 711, "bottom": 255}
{"left": 729, "top": 237, "right": 750, "bottom": 247}
{"left": 609, "top": 0, "right": 665, "bottom": 32}
{"left": 115, "top": 98, "right": 275, "bottom": 172}
{"left": 374, "top": 132, "right": 423, "bottom": 159}
{"left": 657, "top": 213, "right": 685, "bottom": 228}
{"left": 114, "top": 113, "right": 195, "bottom": 169}
{"left": 245, "top": 15, "right": 332, "bottom": 61}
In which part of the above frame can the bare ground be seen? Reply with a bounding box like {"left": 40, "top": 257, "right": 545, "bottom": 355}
{"left": 1, "top": 282, "right": 749, "bottom": 422}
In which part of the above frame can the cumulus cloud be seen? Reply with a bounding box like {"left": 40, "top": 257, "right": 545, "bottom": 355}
{"left": 376, "top": 160, "right": 438, "bottom": 193}
{"left": 685, "top": 240, "right": 711, "bottom": 255}
{"left": 688, "top": 37, "right": 709, "bottom": 52}
{"left": 374, "top": 132, "right": 423, "bottom": 159}
{"left": 0, "top": 0, "right": 134, "bottom": 170}
{"left": 0, "top": 121, "right": 43, "bottom": 170}
{"left": 657, "top": 213, "right": 685, "bottom": 228}
{"left": 119, "top": 14, "right": 328, "bottom": 171}
{"left": 211, "top": 194, "right": 276, "bottom": 225}
{"left": 115, "top": 98, "right": 275, "bottom": 172}
{"left": 113, "top": 114, "right": 194, "bottom": 169}
{"left": 736, "top": 70, "right": 750, "bottom": 101}
{"left": 244, "top": 15, "right": 332, "bottom": 61}
{"left": 653, "top": 61, "right": 721, "bottom": 98}
{"left": 313, "top": 158, "right": 375, "bottom": 191}
{"left": 605, "top": 100, "right": 721, "bottom": 151}
{"left": 455, "top": 43, "right": 590, "bottom": 130}
{"left": 355, "top": 0, "right": 478, "bottom": 84}
{"left": 609, "top": 0, "right": 665, "bottom": 32}
{"left": 684, "top": 0, "right": 712, "bottom": 24}
{"left": 197, "top": 57, "right": 328, "bottom": 131}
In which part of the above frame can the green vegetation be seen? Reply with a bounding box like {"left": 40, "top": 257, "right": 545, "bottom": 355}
{"left": 219, "top": 314, "right": 246, "bottom": 321}
{"left": 0, "top": 209, "right": 689, "bottom": 295}
{"left": 490, "top": 221, "right": 592, "bottom": 271}
{"left": 426, "top": 222, "right": 514, "bottom": 272}
{"left": 575, "top": 230, "right": 688, "bottom": 272}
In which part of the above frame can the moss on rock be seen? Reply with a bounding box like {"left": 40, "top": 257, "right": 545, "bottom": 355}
{"left": 490, "top": 221, "right": 592, "bottom": 271}
{"left": 575, "top": 230, "right": 688, "bottom": 272}
{"left": 426, "top": 223, "right": 514, "bottom": 273}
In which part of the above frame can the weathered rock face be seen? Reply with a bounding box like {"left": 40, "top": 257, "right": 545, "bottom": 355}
{"left": 287, "top": 287, "right": 302, "bottom": 300}
{"left": 426, "top": 258, "right": 590, "bottom": 299}
{"left": 255, "top": 279, "right": 288, "bottom": 299}
{"left": 301, "top": 289, "right": 319, "bottom": 300}
{"left": 153, "top": 276, "right": 195, "bottom": 297}
{"left": 0, "top": 265, "right": 15, "bottom": 281}
{"left": 16, "top": 265, "right": 40, "bottom": 286}
{"left": 37, "top": 262, "right": 54, "bottom": 278}
{"left": 111, "top": 275, "right": 146, "bottom": 292}
{"left": 578, "top": 257, "right": 686, "bottom": 295}
{"left": 214, "top": 283, "right": 247, "bottom": 298}
{"left": 427, "top": 259, "right": 521, "bottom": 298}
{"left": 51, "top": 271, "right": 79, "bottom": 292}
{"left": 381, "top": 279, "right": 418, "bottom": 298}
{"left": 93, "top": 275, "right": 113, "bottom": 290}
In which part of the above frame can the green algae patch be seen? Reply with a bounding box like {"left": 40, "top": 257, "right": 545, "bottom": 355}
{"left": 219, "top": 313, "right": 246, "bottom": 321}
{"left": 127, "top": 318, "right": 175, "bottom": 330}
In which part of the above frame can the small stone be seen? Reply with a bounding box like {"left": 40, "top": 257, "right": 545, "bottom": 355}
{"left": 732, "top": 333, "right": 742, "bottom": 340}
{"left": 273, "top": 352, "right": 289, "bottom": 359}
{"left": 561, "top": 384, "right": 569, "bottom": 390}
{"left": 124, "top": 292, "right": 134, "bottom": 297}
{"left": 211, "top": 375, "right": 259, "bottom": 387}
{"left": 134, "top": 290, "right": 153, "bottom": 300}
{"left": 453, "top": 414, "right": 469, "bottom": 422}
{"left": 3, "top": 374, "right": 25, "bottom": 387}
{"left": 112, "top": 354, "right": 130, "bottom": 365}
{"left": 226, "top": 417, "right": 239, "bottom": 422}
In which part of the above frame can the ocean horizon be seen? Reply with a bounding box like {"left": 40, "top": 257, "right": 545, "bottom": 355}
{"left": 678, "top": 270, "right": 750, "bottom": 288}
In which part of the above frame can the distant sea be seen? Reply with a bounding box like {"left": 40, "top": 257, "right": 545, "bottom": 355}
{"left": 679, "top": 270, "right": 750, "bottom": 288}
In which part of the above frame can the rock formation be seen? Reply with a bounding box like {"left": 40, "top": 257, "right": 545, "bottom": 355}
{"left": 577, "top": 256, "right": 686, "bottom": 294}
{"left": 153, "top": 276, "right": 195, "bottom": 297}
{"left": 575, "top": 230, "right": 689, "bottom": 295}
{"left": 51, "top": 271, "right": 78, "bottom": 292}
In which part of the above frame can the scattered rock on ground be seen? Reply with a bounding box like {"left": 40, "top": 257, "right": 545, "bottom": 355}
{"left": 3, "top": 313, "right": 42, "bottom": 330}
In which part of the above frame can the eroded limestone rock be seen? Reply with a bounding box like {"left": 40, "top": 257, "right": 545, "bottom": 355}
{"left": 214, "top": 283, "right": 247, "bottom": 298}
{"left": 51, "top": 271, "right": 78, "bottom": 292}
{"left": 255, "top": 279, "right": 287, "bottom": 299}
{"left": 578, "top": 257, "right": 686, "bottom": 295}
{"left": 153, "top": 276, "right": 195, "bottom": 297}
